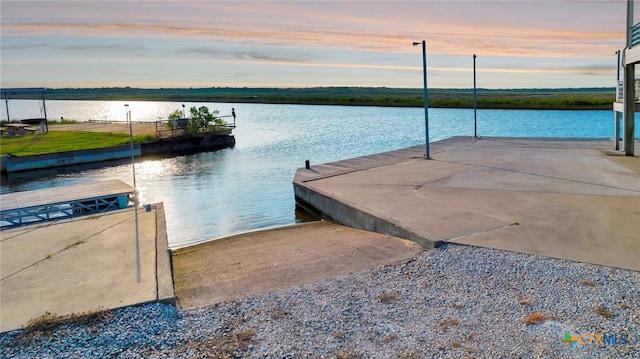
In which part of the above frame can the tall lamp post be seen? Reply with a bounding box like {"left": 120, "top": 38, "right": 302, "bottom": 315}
{"left": 125, "top": 104, "right": 141, "bottom": 283}
{"left": 615, "top": 50, "right": 622, "bottom": 151}
{"left": 473, "top": 54, "right": 478, "bottom": 139}
{"left": 413, "top": 40, "right": 431, "bottom": 159}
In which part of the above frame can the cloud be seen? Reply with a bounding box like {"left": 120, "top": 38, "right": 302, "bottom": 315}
{"left": 0, "top": 1, "right": 627, "bottom": 88}
{"left": 2, "top": 19, "right": 622, "bottom": 60}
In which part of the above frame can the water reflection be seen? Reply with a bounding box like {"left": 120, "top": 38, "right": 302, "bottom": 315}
{"left": 0, "top": 158, "right": 133, "bottom": 189}
{"left": 2, "top": 101, "right": 634, "bottom": 247}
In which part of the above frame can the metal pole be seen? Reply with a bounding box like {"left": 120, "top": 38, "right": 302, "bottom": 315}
{"left": 41, "top": 90, "right": 48, "bottom": 133}
{"left": 615, "top": 111, "right": 622, "bottom": 151}
{"left": 4, "top": 93, "right": 10, "bottom": 122}
{"left": 413, "top": 40, "right": 431, "bottom": 159}
{"left": 126, "top": 104, "right": 141, "bottom": 283}
{"left": 615, "top": 50, "right": 621, "bottom": 151}
{"left": 617, "top": 50, "right": 621, "bottom": 82}
{"left": 423, "top": 40, "right": 430, "bottom": 159}
{"left": 473, "top": 54, "right": 478, "bottom": 139}
{"left": 128, "top": 109, "right": 136, "bottom": 188}
{"left": 624, "top": 0, "right": 635, "bottom": 156}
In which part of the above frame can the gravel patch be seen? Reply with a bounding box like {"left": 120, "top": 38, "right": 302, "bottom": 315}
{"left": 2, "top": 244, "right": 638, "bottom": 358}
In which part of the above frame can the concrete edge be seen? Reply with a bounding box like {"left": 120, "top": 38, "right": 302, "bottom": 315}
{"left": 293, "top": 182, "right": 439, "bottom": 249}
{"left": 296, "top": 148, "right": 426, "bottom": 184}
{"left": 153, "top": 202, "right": 176, "bottom": 305}
{"left": 170, "top": 221, "right": 331, "bottom": 254}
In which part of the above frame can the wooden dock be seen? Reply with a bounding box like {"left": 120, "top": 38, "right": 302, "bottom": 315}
{"left": 0, "top": 180, "right": 133, "bottom": 229}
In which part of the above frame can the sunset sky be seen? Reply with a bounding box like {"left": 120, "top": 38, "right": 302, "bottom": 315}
{"left": 1, "top": 0, "right": 637, "bottom": 89}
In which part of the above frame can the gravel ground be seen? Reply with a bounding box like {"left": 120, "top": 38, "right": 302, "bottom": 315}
{"left": 2, "top": 243, "right": 638, "bottom": 358}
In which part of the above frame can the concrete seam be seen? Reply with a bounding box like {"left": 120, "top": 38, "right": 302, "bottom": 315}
{"left": 445, "top": 224, "right": 515, "bottom": 242}
{"left": 1, "top": 211, "right": 135, "bottom": 281}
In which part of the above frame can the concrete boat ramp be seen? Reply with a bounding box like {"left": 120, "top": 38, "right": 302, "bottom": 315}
{"left": 1, "top": 137, "right": 638, "bottom": 332}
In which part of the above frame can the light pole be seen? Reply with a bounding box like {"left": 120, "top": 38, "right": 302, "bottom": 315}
{"left": 615, "top": 50, "right": 622, "bottom": 151}
{"left": 473, "top": 54, "right": 478, "bottom": 139}
{"left": 182, "top": 104, "right": 186, "bottom": 118}
{"left": 126, "top": 104, "right": 137, "bottom": 188}
{"left": 125, "top": 104, "right": 141, "bottom": 283}
{"left": 616, "top": 49, "right": 621, "bottom": 82}
{"left": 413, "top": 40, "right": 431, "bottom": 159}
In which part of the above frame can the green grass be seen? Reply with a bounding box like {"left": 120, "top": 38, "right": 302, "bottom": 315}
{"left": 11, "top": 86, "right": 617, "bottom": 110}
{"left": 1, "top": 131, "right": 154, "bottom": 156}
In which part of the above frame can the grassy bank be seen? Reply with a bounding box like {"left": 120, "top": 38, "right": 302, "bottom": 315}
{"left": 11, "top": 87, "right": 617, "bottom": 110}
{"left": 1, "top": 131, "right": 153, "bottom": 156}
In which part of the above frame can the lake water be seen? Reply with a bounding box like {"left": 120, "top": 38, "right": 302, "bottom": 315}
{"left": 1, "top": 100, "right": 636, "bottom": 247}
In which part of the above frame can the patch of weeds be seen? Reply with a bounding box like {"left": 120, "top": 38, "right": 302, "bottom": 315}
{"left": 382, "top": 333, "right": 397, "bottom": 343}
{"left": 270, "top": 308, "right": 289, "bottom": 319}
{"left": 452, "top": 302, "right": 465, "bottom": 309}
{"left": 511, "top": 222, "right": 520, "bottom": 226}
{"left": 594, "top": 304, "right": 614, "bottom": 319}
{"left": 377, "top": 292, "right": 399, "bottom": 303}
{"left": 23, "top": 312, "right": 60, "bottom": 339}
{"left": 523, "top": 312, "right": 554, "bottom": 325}
{"left": 438, "top": 317, "right": 461, "bottom": 332}
{"left": 420, "top": 280, "right": 432, "bottom": 289}
{"left": 580, "top": 279, "right": 599, "bottom": 287}
{"left": 332, "top": 330, "right": 345, "bottom": 339}
{"left": 10, "top": 310, "right": 112, "bottom": 344}
{"left": 517, "top": 298, "right": 533, "bottom": 305}
{"left": 618, "top": 302, "right": 631, "bottom": 309}
{"left": 178, "top": 325, "right": 256, "bottom": 359}
{"left": 465, "top": 332, "right": 477, "bottom": 341}
{"left": 63, "top": 238, "right": 86, "bottom": 251}
{"left": 451, "top": 341, "right": 462, "bottom": 348}
{"left": 314, "top": 287, "right": 323, "bottom": 294}
{"left": 331, "top": 348, "right": 362, "bottom": 359}
{"left": 401, "top": 350, "right": 421, "bottom": 359}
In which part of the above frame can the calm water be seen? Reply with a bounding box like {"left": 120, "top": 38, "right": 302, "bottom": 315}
{"left": 2, "top": 100, "right": 636, "bottom": 247}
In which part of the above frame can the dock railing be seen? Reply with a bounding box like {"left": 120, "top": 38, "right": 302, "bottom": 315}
{"left": 615, "top": 79, "right": 640, "bottom": 103}
{"left": 632, "top": 22, "right": 640, "bottom": 48}
{"left": 154, "top": 114, "right": 236, "bottom": 138}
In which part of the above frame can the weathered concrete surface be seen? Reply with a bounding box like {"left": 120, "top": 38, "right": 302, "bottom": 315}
{"left": 294, "top": 137, "right": 640, "bottom": 271}
{"left": 0, "top": 203, "right": 174, "bottom": 333}
{"left": 171, "top": 221, "right": 422, "bottom": 310}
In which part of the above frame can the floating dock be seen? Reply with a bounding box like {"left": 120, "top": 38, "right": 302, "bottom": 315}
{"left": 0, "top": 179, "right": 133, "bottom": 229}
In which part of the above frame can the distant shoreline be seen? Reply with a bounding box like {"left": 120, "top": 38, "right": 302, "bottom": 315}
{"left": 6, "top": 86, "right": 616, "bottom": 110}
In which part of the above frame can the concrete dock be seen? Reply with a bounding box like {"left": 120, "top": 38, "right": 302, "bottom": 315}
{"left": 294, "top": 137, "right": 639, "bottom": 271}
{"left": 0, "top": 204, "right": 174, "bottom": 332}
